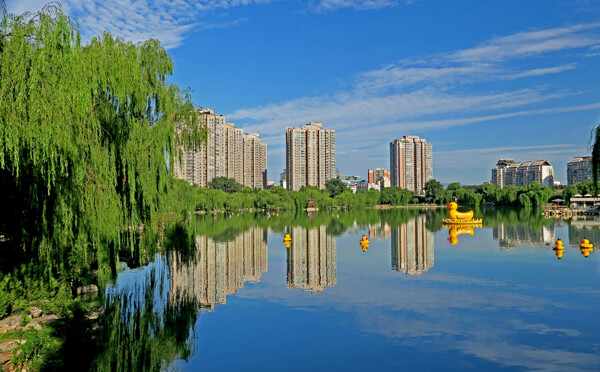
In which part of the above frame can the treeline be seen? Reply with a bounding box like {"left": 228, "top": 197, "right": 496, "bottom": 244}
{"left": 163, "top": 177, "right": 419, "bottom": 212}
{"left": 167, "top": 176, "right": 597, "bottom": 212}
{"left": 423, "top": 179, "right": 599, "bottom": 208}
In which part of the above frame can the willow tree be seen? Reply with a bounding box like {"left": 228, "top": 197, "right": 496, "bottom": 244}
{"left": 0, "top": 3, "right": 205, "bottom": 282}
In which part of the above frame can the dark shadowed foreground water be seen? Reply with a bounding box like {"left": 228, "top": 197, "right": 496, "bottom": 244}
{"left": 99, "top": 208, "right": 600, "bottom": 371}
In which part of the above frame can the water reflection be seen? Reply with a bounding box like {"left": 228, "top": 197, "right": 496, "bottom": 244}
{"left": 391, "top": 215, "right": 434, "bottom": 275}
{"left": 169, "top": 226, "right": 268, "bottom": 309}
{"left": 99, "top": 255, "right": 197, "bottom": 370}
{"left": 493, "top": 223, "right": 555, "bottom": 249}
{"left": 568, "top": 218, "right": 600, "bottom": 248}
{"left": 286, "top": 225, "right": 337, "bottom": 292}
{"left": 94, "top": 210, "right": 600, "bottom": 370}
{"left": 368, "top": 221, "right": 391, "bottom": 240}
{"left": 445, "top": 224, "right": 481, "bottom": 245}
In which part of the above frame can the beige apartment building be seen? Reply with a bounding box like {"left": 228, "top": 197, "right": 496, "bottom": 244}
{"left": 174, "top": 109, "right": 267, "bottom": 189}
{"left": 390, "top": 135, "right": 433, "bottom": 194}
{"left": 567, "top": 156, "right": 593, "bottom": 185}
{"left": 491, "top": 159, "right": 554, "bottom": 187}
{"left": 285, "top": 122, "right": 336, "bottom": 191}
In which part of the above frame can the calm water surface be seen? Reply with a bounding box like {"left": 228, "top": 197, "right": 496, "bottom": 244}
{"left": 100, "top": 208, "right": 600, "bottom": 371}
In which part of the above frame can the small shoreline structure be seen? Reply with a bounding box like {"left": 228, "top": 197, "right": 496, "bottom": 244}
{"left": 543, "top": 195, "right": 600, "bottom": 217}
{"left": 542, "top": 207, "right": 585, "bottom": 218}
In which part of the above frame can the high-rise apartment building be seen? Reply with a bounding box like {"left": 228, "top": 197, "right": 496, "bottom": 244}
{"left": 285, "top": 122, "right": 336, "bottom": 191}
{"left": 391, "top": 215, "right": 434, "bottom": 275}
{"left": 491, "top": 159, "right": 554, "bottom": 187}
{"left": 567, "top": 156, "right": 593, "bottom": 185}
{"left": 368, "top": 168, "right": 391, "bottom": 189}
{"left": 389, "top": 135, "right": 433, "bottom": 194}
{"left": 174, "top": 109, "right": 267, "bottom": 189}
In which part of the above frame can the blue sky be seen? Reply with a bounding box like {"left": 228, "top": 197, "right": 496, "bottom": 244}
{"left": 7, "top": 0, "right": 600, "bottom": 184}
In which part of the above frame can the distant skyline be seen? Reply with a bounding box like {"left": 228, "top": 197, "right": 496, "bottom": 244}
{"left": 7, "top": 0, "right": 600, "bottom": 184}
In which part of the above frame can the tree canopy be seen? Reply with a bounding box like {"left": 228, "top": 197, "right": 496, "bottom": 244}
{"left": 325, "top": 178, "right": 347, "bottom": 197}
{"left": 0, "top": 3, "right": 205, "bottom": 279}
{"left": 425, "top": 179, "right": 445, "bottom": 203}
{"left": 208, "top": 177, "right": 246, "bottom": 194}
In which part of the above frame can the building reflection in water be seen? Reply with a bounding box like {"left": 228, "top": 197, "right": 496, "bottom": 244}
{"left": 169, "top": 226, "right": 268, "bottom": 309}
{"left": 369, "top": 222, "right": 392, "bottom": 240}
{"left": 568, "top": 218, "right": 600, "bottom": 247}
{"left": 287, "top": 225, "right": 337, "bottom": 292}
{"left": 493, "top": 223, "right": 555, "bottom": 249}
{"left": 391, "top": 215, "right": 434, "bottom": 275}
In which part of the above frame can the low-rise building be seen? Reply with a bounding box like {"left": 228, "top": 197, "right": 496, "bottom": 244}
{"left": 491, "top": 159, "right": 554, "bottom": 187}
{"left": 368, "top": 168, "right": 391, "bottom": 189}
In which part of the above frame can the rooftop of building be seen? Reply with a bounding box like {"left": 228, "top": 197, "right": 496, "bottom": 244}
{"left": 569, "top": 156, "right": 592, "bottom": 162}
{"left": 504, "top": 160, "right": 553, "bottom": 168}
{"left": 390, "top": 135, "right": 429, "bottom": 144}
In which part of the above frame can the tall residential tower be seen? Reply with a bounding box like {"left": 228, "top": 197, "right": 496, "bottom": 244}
{"left": 174, "top": 109, "right": 267, "bottom": 189}
{"left": 389, "top": 135, "right": 433, "bottom": 194}
{"left": 285, "top": 122, "right": 336, "bottom": 191}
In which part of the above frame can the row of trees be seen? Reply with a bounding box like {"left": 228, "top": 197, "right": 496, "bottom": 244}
{"left": 425, "top": 179, "right": 600, "bottom": 207}
{"left": 175, "top": 177, "right": 600, "bottom": 212}
{"left": 167, "top": 177, "right": 420, "bottom": 212}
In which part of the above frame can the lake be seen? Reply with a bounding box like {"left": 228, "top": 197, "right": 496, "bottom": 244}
{"left": 97, "top": 208, "right": 600, "bottom": 371}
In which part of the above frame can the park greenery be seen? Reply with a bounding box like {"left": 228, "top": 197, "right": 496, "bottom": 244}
{"left": 162, "top": 176, "right": 600, "bottom": 214}
{"left": 2, "top": 2, "right": 600, "bottom": 370}
{"left": 0, "top": 2, "right": 203, "bottom": 295}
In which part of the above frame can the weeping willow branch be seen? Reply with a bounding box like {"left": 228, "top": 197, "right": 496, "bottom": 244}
{"left": 0, "top": 3, "right": 206, "bottom": 279}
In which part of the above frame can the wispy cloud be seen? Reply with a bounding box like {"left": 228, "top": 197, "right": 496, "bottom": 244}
{"left": 503, "top": 63, "right": 578, "bottom": 80}
{"left": 448, "top": 23, "right": 600, "bottom": 62}
{"left": 6, "top": 0, "right": 409, "bottom": 49}
{"left": 228, "top": 22, "right": 600, "bottom": 176}
{"left": 310, "top": 0, "right": 400, "bottom": 12}
{"left": 437, "top": 144, "right": 579, "bottom": 155}
{"left": 6, "top": 0, "right": 272, "bottom": 49}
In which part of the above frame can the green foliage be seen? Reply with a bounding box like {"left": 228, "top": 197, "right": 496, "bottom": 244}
{"left": 208, "top": 177, "right": 245, "bottom": 193}
{"left": 561, "top": 185, "right": 579, "bottom": 202}
{"left": 447, "top": 182, "right": 461, "bottom": 191}
{"left": 7, "top": 328, "right": 60, "bottom": 371}
{"left": 0, "top": 4, "right": 205, "bottom": 282}
{"left": 425, "top": 179, "right": 445, "bottom": 203}
{"left": 380, "top": 186, "right": 414, "bottom": 206}
{"left": 325, "top": 178, "right": 347, "bottom": 197}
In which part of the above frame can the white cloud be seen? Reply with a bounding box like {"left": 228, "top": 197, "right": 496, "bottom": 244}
{"left": 504, "top": 64, "right": 578, "bottom": 80}
{"left": 311, "top": 0, "right": 400, "bottom": 12}
{"left": 6, "top": 0, "right": 271, "bottom": 49}
{"left": 437, "top": 144, "right": 579, "bottom": 155}
{"left": 448, "top": 23, "right": 600, "bottom": 62}
{"left": 227, "top": 22, "right": 600, "bottom": 176}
